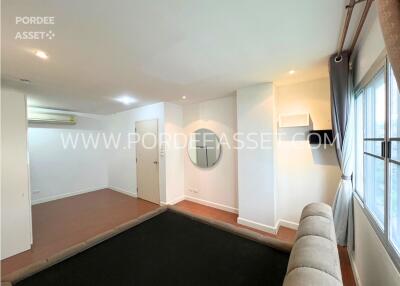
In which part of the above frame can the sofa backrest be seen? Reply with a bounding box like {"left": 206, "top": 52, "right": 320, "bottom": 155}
{"left": 283, "top": 203, "right": 343, "bottom": 286}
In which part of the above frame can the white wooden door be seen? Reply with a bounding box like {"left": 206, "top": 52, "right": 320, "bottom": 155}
{"left": 135, "top": 119, "right": 160, "bottom": 204}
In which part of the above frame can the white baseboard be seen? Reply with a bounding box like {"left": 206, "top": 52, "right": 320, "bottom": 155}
{"left": 348, "top": 249, "right": 362, "bottom": 286}
{"left": 236, "top": 217, "right": 298, "bottom": 234}
{"left": 277, "top": 219, "right": 299, "bottom": 230}
{"left": 179, "top": 196, "right": 297, "bottom": 233}
{"left": 237, "top": 217, "right": 277, "bottom": 234}
{"left": 184, "top": 195, "right": 238, "bottom": 214}
{"left": 169, "top": 195, "right": 185, "bottom": 205}
{"left": 108, "top": 186, "right": 137, "bottom": 198}
{"left": 161, "top": 195, "right": 185, "bottom": 206}
{"left": 32, "top": 187, "right": 107, "bottom": 205}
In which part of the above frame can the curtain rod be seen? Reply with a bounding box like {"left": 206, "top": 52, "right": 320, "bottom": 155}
{"left": 335, "top": 0, "right": 374, "bottom": 62}
{"left": 336, "top": 0, "right": 356, "bottom": 60}
{"left": 349, "top": 0, "right": 374, "bottom": 52}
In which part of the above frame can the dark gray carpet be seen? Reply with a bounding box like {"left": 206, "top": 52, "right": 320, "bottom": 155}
{"left": 16, "top": 211, "right": 289, "bottom": 286}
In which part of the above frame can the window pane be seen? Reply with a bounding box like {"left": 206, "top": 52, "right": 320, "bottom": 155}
{"left": 355, "top": 94, "right": 364, "bottom": 197}
{"left": 389, "top": 65, "right": 400, "bottom": 254}
{"left": 392, "top": 141, "right": 400, "bottom": 162}
{"left": 390, "top": 163, "right": 400, "bottom": 252}
{"left": 390, "top": 66, "right": 400, "bottom": 138}
{"left": 364, "top": 141, "right": 383, "bottom": 157}
{"left": 364, "top": 154, "right": 385, "bottom": 228}
{"left": 363, "top": 68, "right": 386, "bottom": 230}
{"left": 364, "top": 70, "right": 385, "bottom": 139}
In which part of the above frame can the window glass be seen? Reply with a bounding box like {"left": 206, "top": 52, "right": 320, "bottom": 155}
{"left": 355, "top": 94, "right": 364, "bottom": 197}
{"left": 392, "top": 141, "right": 400, "bottom": 162}
{"left": 364, "top": 141, "right": 382, "bottom": 157}
{"left": 363, "top": 68, "right": 386, "bottom": 230}
{"left": 364, "top": 70, "right": 385, "bottom": 139}
{"left": 390, "top": 66, "right": 400, "bottom": 138}
{"left": 389, "top": 65, "right": 400, "bottom": 253}
{"left": 390, "top": 163, "right": 400, "bottom": 252}
{"left": 355, "top": 61, "right": 400, "bottom": 266}
{"left": 389, "top": 66, "right": 400, "bottom": 161}
{"left": 364, "top": 154, "right": 385, "bottom": 228}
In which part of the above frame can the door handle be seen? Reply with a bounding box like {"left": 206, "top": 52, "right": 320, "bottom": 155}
{"left": 153, "top": 161, "right": 158, "bottom": 165}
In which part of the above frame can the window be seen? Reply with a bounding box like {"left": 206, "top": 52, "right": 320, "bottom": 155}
{"left": 355, "top": 93, "right": 364, "bottom": 197}
{"left": 355, "top": 58, "right": 400, "bottom": 267}
{"left": 389, "top": 66, "right": 400, "bottom": 253}
{"left": 364, "top": 69, "right": 386, "bottom": 228}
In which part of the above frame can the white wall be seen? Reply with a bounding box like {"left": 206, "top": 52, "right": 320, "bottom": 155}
{"left": 353, "top": 8, "right": 385, "bottom": 86}
{"left": 350, "top": 4, "right": 400, "bottom": 285}
{"left": 28, "top": 111, "right": 108, "bottom": 204}
{"left": 104, "top": 102, "right": 166, "bottom": 202}
{"left": 164, "top": 102, "right": 184, "bottom": 204}
{"left": 236, "top": 83, "right": 277, "bottom": 232}
{"left": 352, "top": 200, "right": 400, "bottom": 286}
{"left": 183, "top": 96, "right": 238, "bottom": 212}
{"left": 27, "top": 102, "right": 181, "bottom": 206}
{"left": 275, "top": 78, "right": 341, "bottom": 226}
{"left": 1, "top": 88, "right": 32, "bottom": 259}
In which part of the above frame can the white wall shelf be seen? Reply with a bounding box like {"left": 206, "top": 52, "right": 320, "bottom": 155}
{"left": 278, "top": 113, "right": 310, "bottom": 128}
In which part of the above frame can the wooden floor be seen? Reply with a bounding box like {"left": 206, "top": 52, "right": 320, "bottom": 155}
{"left": 1, "top": 189, "right": 159, "bottom": 278}
{"left": 1, "top": 190, "right": 355, "bottom": 286}
{"left": 174, "top": 200, "right": 297, "bottom": 243}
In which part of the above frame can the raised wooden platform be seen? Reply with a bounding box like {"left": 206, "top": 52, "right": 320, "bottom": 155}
{"left": 1, "top": 190, "right": 355, "bottom": 286}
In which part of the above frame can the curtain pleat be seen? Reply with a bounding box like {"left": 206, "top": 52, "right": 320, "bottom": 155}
{"left": 378, "top": 0, "right": 400, "bottom": 88}
{"left": 329, "top": 52, "right": 355, "bottom": 247}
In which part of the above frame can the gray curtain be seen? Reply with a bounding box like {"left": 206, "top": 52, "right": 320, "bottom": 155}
{"left": 329, "top": 51, "right": 355, "bottom": 247}
{"left": 378, "top": 0, "right": 400, "bottom": 89}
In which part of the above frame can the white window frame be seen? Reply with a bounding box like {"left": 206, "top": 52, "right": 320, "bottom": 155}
{"left": 353, "top": 52, "right": 400, "bottom": 271}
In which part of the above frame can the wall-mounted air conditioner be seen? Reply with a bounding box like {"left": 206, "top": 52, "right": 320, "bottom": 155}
{"left": 28, "top": 112, "right": 76, "bottom": 125}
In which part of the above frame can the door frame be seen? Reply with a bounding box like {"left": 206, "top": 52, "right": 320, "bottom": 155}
{"left": 135, "top": 119, "right": 161, "bottom": 204}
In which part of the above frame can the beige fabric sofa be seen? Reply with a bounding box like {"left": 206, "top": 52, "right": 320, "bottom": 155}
{"left": 283, "top": 203, "right": 343, "bottom": 286}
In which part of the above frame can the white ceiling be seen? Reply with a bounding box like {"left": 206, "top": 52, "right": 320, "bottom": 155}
{"left": 2, "top": 0, "right": 352, "bottom": 114}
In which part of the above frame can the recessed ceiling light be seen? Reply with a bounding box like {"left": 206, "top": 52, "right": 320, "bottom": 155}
{"left": 182, "top": 96, "right": 187, "bottom": 100}
{"left": 115, "top": 95, "right": 136, "bottom": 105}
{"left": 289, "top": 70, "right": 296, "bottom": 75}
{"left": 34, "top": 50, "right": 48, "bottom": 60}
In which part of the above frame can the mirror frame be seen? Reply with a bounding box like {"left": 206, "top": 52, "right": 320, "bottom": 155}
{"left": 187, "top": 128, "right": 222, "bottom": 169}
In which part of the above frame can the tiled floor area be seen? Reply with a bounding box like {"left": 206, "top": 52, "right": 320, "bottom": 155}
{"left": 1, "top": 190, "right": 355, "bottom": 286}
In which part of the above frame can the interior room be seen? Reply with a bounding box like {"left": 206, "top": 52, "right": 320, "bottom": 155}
{"left": 1, "top": 0, "right": 399, "bottom": 285}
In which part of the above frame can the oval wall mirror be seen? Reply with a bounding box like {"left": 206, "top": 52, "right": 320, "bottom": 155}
{"left": 188, "top": 128, "right": 221, "bottom": 168}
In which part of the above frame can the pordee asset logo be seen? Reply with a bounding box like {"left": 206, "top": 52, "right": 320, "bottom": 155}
{"left": 14, "top": 16, "right": 56, "bottom": 40}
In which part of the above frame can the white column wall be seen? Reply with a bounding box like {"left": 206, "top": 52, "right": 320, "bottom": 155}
{"left": 236, "top": 83, "right": 277, "bottom": 232}
{"left": 1, "top": 88, "right": 32, "bottom": 259}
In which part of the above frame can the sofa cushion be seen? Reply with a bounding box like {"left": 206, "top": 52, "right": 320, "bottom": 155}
{"left": 300, "top": 202, "right": 333, "bottom": 221}
{"left": 296, "top": 215, "right": 336, "bottom": 243}
{"left": 287, "top": 235, "right": 342, "bottom": 282}
{"left": 283, "top": 267, "right": 342, "bottom": 286}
